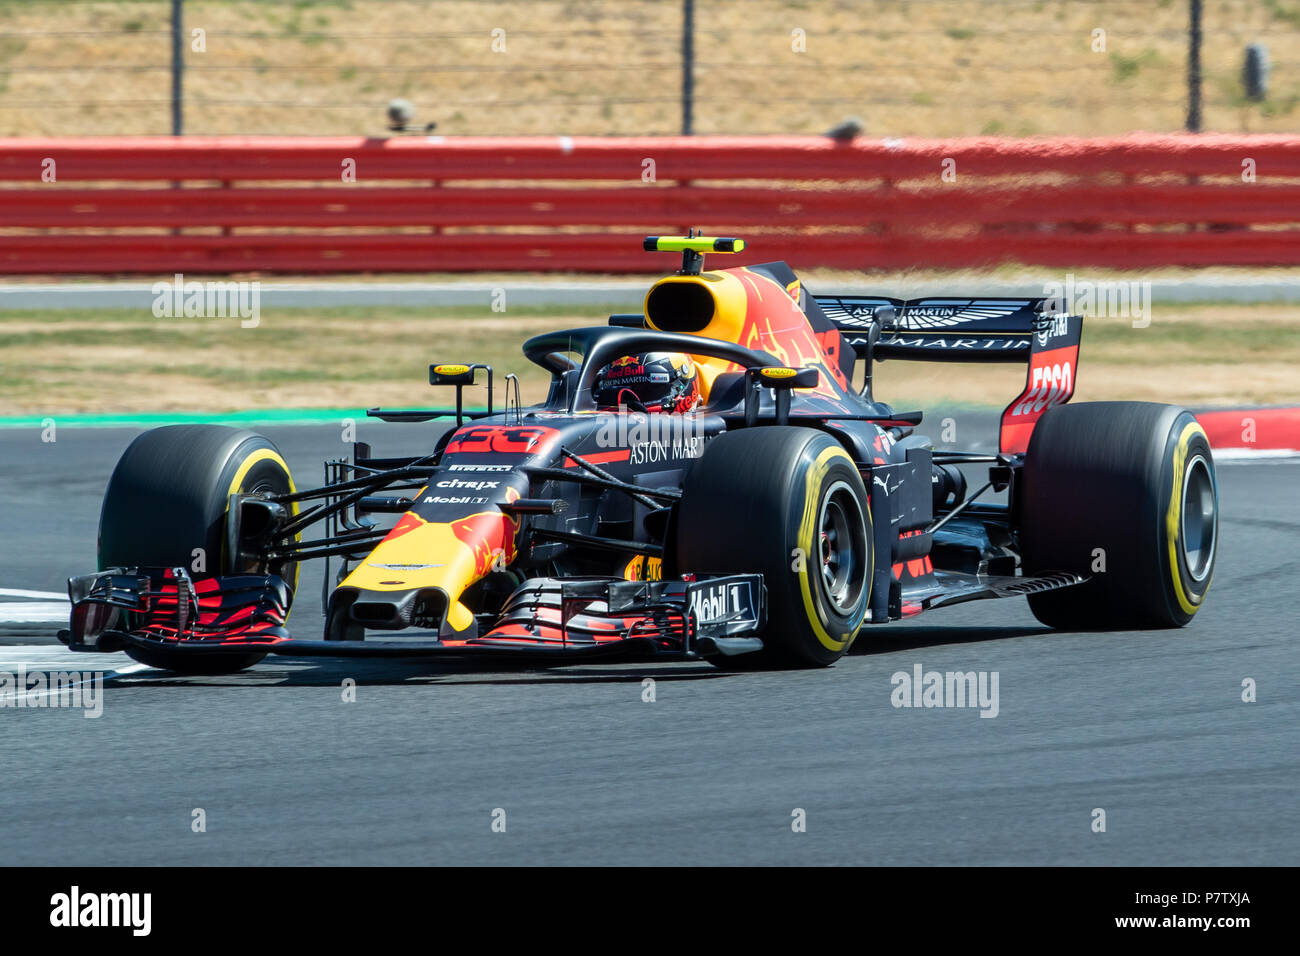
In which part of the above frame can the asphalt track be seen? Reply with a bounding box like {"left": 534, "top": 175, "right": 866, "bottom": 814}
{"left": 0, "top": 421, "right": 1297, "bottom": 866}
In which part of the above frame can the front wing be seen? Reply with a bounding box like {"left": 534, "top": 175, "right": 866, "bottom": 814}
{"left": 59, "top": 567, "right": 768, "bottom": 663}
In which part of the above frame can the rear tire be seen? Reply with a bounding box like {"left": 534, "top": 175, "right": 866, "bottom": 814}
{"left": 674, "top": 427, "right": 872, "bottom": 667}
{"left": 99, "top": 425, "right": 296, "bottom": 673}
{"left": 1020, "top": 402, "right": 1217, "bottom": 629}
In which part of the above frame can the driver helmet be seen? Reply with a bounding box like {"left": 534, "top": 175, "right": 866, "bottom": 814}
{"left": 592, "top": 352, "right": 701, "bottom": 413}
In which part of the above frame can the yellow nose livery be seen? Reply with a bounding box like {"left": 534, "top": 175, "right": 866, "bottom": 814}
{"left": 339, "top": 504, "right": 519, "bottom": 634}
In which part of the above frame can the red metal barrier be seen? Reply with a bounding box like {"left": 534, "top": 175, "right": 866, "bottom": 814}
{"left": 0, "top": 134, "right": 1297, "bottom": 274}
{"left": 4, "top": 184, "right": 1300, "bottom": 230}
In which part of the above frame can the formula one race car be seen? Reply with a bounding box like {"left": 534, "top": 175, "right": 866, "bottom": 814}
{"left": 61, "top": 236, "right": 1219, "bottom": 673}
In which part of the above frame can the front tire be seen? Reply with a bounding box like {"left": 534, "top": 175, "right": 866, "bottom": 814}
{"left": 98, "top": 425, "right": 296, "bottom": 673}
{"left": 1020, "top": 402, "right": 1217, "bottom": 629}
{"left": 674, "top": 427, "right": 873, "bottom": 667}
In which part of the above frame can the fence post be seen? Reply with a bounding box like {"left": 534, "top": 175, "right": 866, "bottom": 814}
{"left": 171, "top": 0, "right": 185, "bottom": 136}
{"left": 1186, "top": 0, "right": 1202, "bottom": 132}
{"left": 681, "top": 0, "right": 694, "bottom": 135}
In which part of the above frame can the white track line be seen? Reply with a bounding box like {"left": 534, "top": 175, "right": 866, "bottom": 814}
{"left": 0, "top": 660, "right": 153, "bottom": 705}
{"left": 0, "top": 588, "right": 67, "bottom": 601}
{"left": 0, "top": 647, "right": 148, "bottom": 673}
{"left": 0, "top": 602, "right": 69, "bottom": 623}
{"left": 1213, "top": 448, "right": 1300, "bottom": 462}
{"left": 0, "top": 585, "right": 70, "bottom": 625}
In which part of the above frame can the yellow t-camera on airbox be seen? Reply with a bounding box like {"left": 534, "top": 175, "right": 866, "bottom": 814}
{"left": 643, "top": 234, "right": 747, "bottom": 275}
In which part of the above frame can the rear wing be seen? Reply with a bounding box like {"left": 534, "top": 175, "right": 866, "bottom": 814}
{"left": 813, "top": 295, "right": 1057, "bottom": 362}
{"left": 810, "top": 294, "right": 1083, "bottom": 454}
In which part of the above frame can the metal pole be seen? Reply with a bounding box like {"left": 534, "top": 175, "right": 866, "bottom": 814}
{"left": 171, "top": 0, "right": 184, "bottom": 135}
{"left": 681, "top": 0, "right": 694, "bottom": 135}
{"left": 1186, "top": 0, "right": 1202, "bottom": 132}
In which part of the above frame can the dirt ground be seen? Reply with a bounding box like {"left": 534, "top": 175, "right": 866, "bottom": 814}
{"left": 0, "top": 0, "right": 1296, "bottom": 138}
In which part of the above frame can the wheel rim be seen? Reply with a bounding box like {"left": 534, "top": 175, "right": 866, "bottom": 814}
{"left": 1181, "top": 453, "right": 1216, "bottom": 583}
{"left": 817, "top": 480, "right": 868, "bottom": 614}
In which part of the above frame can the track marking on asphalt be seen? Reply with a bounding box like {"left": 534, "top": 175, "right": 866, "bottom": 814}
{"left": 0, "top": 660, "right": 152, "bottom": 706}
{"left": 0, "top": 646, "right": 151, "bottom": 679}
{"left": 0, "top": 602, "right": 70, "bottom": 623}
{"left": 1213, "top": 449, "right": 1300, "bottom": 463}
{"left": 0, "top": 585, "right": 70, "bottom": 624}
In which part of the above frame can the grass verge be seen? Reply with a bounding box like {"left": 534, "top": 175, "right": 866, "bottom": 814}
{"left": 3, "top": 302, "right": 1297, "bottom": 416}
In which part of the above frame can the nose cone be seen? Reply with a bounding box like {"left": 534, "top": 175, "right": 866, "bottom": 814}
{"left": 339, "top": 507, "right": 519, "bottom": 635}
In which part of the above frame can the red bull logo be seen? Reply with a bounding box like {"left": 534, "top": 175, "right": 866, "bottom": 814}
{"left": 450, "top": 489, "right": 521, "bottom": 577}
{"left": 383, "top": 512, "right": 426, "bottom": 541}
